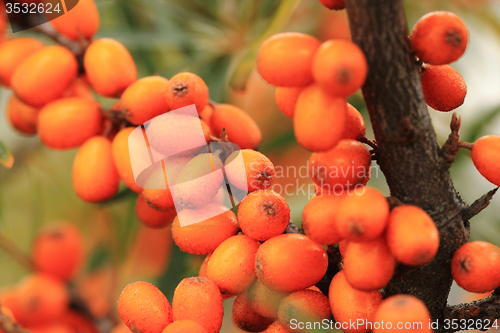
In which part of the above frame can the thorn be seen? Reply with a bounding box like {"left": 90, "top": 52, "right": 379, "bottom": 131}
{"left": 441, "top": 113, "right": 462, "bottom": 167}
{"left": 463, "top": 187, "right": 499, "bottom": 221}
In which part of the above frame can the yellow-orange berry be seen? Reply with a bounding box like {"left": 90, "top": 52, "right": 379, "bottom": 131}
{"left": 261, "top": 322, "right": 289, "bottom": 333}
{"left": 0, "top": 37, "right": 44, "bottom": 87}
{"left": 247, "top": 280, "right": 290, "bottom": 319}
{"left": 63, "top": 76, "right": 94, "bottom": 100}
{"left": 11, "top": 46, "right": 78, "bottom": 107}
{"left": 232, "top": 290, "right": 274, "bottom": 332}
{"left": 162, "top": 320, "right": 207, "bottom": 333}
{"left": 277, "top": 290, "right": 331, "bottom": 332}
{"left": 274, "top": 86, "right": 304, "bottom": 117}
{"left": 373, "top": 295, "right": 432, "bottom": 333}
{"left": 343, "top": 103, "right": 366, "bottom": 140}
{"left": 50, "top": 0, "right": 100, "bottom": 41}
{"left": 118, "top": 281, "right": 172, "bottom": 333}
{"left": 72, "top": 136, "right": 120, "bottom": 202}
{"left": 257, "top": 33, "right": 321, "bottom": 87}
{"left": 411, "top": 11, "right": 468, "bottom": 65}
{"left": 111, "top": 127, "right": 142, "bottom": 193}
{"left": 386, "top": 205, "right": 439, "bottom": 266}
{"left": 471, "top": 135, "right": 500, "bottom": 187}
{"left": 225, "top": 149, "right": 275, "bottom": 192}
{"left": 84, "top": 38, "right": 137, "bottom": 97}
{"left": 6, "top": 95, "right": 40, "bottom": 135}
{"left": 302, "top": 194, "right": 344, "bottom": 245}
{"left": 136, "top": 194, "right": 176, "bottom": 229}
{"left": 421, "top": 65, "right": 466, "bottom": 112}
{"left": 319, "top": 0, "right": 345, "bottom": 10}
{"left": 166, "top": 72, "right": 209, "bottom": 114}
{"left": 339, "top": 239, "right": 349, "bottom": 257}
{"left": 199, "top": 104, "right": 214, "bottom": 124}
{"left": 451, "top": 241, "right": 500, "bottom": 293}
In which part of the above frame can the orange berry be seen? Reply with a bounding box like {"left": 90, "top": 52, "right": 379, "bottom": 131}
{"left": 210, "top": 104, "right": 262, "bottom": 149}
{"left": 50, "top": 0, "right": 99, "bottom": 41}
{"left": 199, "top": 104, "right": 214, "bottom": 124}
{"left": 111, "top": 127, "right": 143, "bottom": 193}
{"left": 257, "top": 33, "right": 321, "bottom": 87}
{"left": 274, "top": 86, "right": 304, "bottom": 117}
{"left": 38, "top": 98, "right": 103, "bottom": 150}
{"left": 343, "top": 103, "right": 366, "bottom": 140}
{"left": 225, "top": 149, "right": 275, "bottom": 192}
{"left": 278, "top": 290, "right": 331, "bottom": 331}
{"left": 294, "top": 85, "right": 347, "bottom": 151}
{"left": 162, "top": 320, "right": 208, "bottom": 333}
{"left": 207, "top": 235, "right": 260, "bottom": 295}
{"left": 411, "top": 11, "right": 468, "bottom": 65}
{"left": 171, "top": 204, "right": 239, "bottom": 254}
{"left": 11, "top": 46, "right": 78, "bottom": 107}
{"left": 84, "top": 38, "right": 137, "bottom": 97}
{"left": 172, "top": 277, "right": 224, "bottom": 333}
{"left": 110, "top": 323, "right": 130, "bottom": 333}
{"left": 472, "top": 135, "right": 500, "bottom": 187}
{"left": 121, "top": 76, "right": 170, "bottom": 125}
{"left": 329, "top": 271, "right": 382, "bottom": 333}
{"left": 63, "top": 76, "right": 95, "bottom": 100}
{"left": 237, "top": 190, "right": 290, "bottom": 241}
{"left": 247, "top": 280, "right": 290, "bottom": 319}
{"left": 336, "top": 187, "right": 389, "bottom": 241}
{"left": 343, "top": 237, "right": 396, "bottom": 291}
{"left": 302, "top": 194, "right": 344, "bottom": 245}
{"left": 386, "top": 205, "right": 439, "bottom": 266}
{"left": 118, "top": 281, "right": 172, "bottom": 333}
{"left": 339, "top": 239, "right": 349, "bottom": 257}
{"left": 28, "top": 324, "right": 73, "bottom": 333}
{"left": 310, "top": 139, "right": 371, "bottom": 191}
{"left": 421, "top": 64, "right": 466, "bottom": 112}
{"left": 373, "top": 295, "right": 432, "bottom": 332}
{"left": 165, "top": 72, "right": 209, "bottom": 114}
{"left": 255, "top": 234, "right": 328, "bottom": 292}
{"left": 451, "top": 241, "right": 500, "bottom": 293}
{"left": 232, "top": 290, "right": 274, "bottom": 332}
{"left": 32, "top": 222, "right": 85, "bottom": 281}
{"left": 136, "top": 194, "right": 176, "bottom": 229}
{"left": 0, "top": 37, "right": 44, "bottom": 87}
{"left": 6, "top": 95, "right": 40, "bottom": 135}
{"left": 198, "top": 254, "right": 211, "bottom": 277}
{"left": 319, "top": 0, "right": 345, "bottom": 10}
{"left": 72, "top": 136, "right": 120, "bottom": 202}
{"left": 261, "top": 322, "right": 289, "bottom": 333}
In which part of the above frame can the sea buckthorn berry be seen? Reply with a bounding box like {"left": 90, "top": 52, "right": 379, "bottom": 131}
{"left": 38, "top": 98, "right": 103, "bottom": 150}
{"left": 118, "top": 281, "right": 172, "bottom": 333}
{"left": 274, "top": 86, "right": 304, "bottom": 117}
{"left": 343, "top": 103, "right": 366, "bottom": 140}
{"left": 310, "top": 139, "right": 371, "bottom": 191}
{"left": 166, "top": 72, "right": 209, "bottom": 114}
{"left": 171, "top": 204, "right": 239, "bottom": 254}
{"left": 277, "top": 290, "right": 331, "bottom": 332}
{"left": 373, "top": 295, "right": 432, "bottom": 333}
{"left": 225, "top": 149, "right": 275, "bottom": 192}
{"left": 172, "top": 277, "right": 224, "bottom": 333}
{"left": 28, "top": 324, "right": 73, "bottom": 333}
{"left": 198, "top": 254, "right": 211, "bottom": 277}
{"left": 63, "top": 77, "right": 94, "bottom": 100}
{"left": 162, "top": 320, "right": 208, "bottom": 333}
{"left": 255, "top": 234, "right": 328, "bottom": 292}
{"left": 421, "top": 64, "right": 466, "bottom": 112}
{"left": 84, "top": 38, "right": 137, "bottom": 97}
{"left": 111, "top": 127, "right": 142, "bottom": 193}
{"left": 386, "top": 205, "right": 439, "bottom": 266}
{"left": 207, "top": 235, "right": 260, "bottom": 295}
{"left": 294, "top": 85, "right": 347, "bottom": 151}
{"left": 257, "top": 33, "right": 321, "bottom": 87}
{"left": 32, "top": 222, "right": 85, "bottom": 281}
{"left": 6, "top": 95, "right": 40, "bottom": 135}
{"left": 411, "top": 11, "right": 469, "bottom": 65}
{"left": 121, "top": 76, "right": 170, "bottom": 125}
{"left": 136, "top": 194, "right": 176, "bottom": 229}
{"left": 451, "top": 241, "right": 500, "bottom": 293}
{"left": 261, "top": 322, "right": 289, "bottom": 333}
{"left": 0, "top": 37, "right": 44, "bottom": 87}
{"left": 313, "top": 40, "right": 368, "bottom": 97}
{"left": 319, "top": 0, "right": 345, "bottom": 10}
{"left": 471, "top": 135, "right": 500, "bottom": 187}
{"left": 247, "top": 280, "right": 290, "bottom": 319}
{"left": 11, "top": 46, "right": 78, "bottom": 107}
{"left": 50, "top": 0, "right": 99, "bottom": 41}
{"left": 343, "top": 237, "right": 396, "bottom": 291}
{"left": 336, "top": 187, "right": 389, "bottom": 241}
{"left": 72, "top": 136, "right": 120, "bottom": 203}
{"left": 210, "top": 104, "right": 262, "bottom": 149}
{"left": 329, "top": 271, "right": 382, "bottom": 333}
{"left": 302, "top": 194, "right": 344, "bottom": 245}
{"left": 339, "top": 239, "right": 349, "bottom": 257}
{"left": 199, "top": 104, "right": 214, "bottom": 124}
{"left": 232, "top": 291, "right": 274, "bottom": 332}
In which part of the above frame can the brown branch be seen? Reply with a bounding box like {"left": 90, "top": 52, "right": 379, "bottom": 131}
{"left": 440, "top": 113, "right": 462, "bottom": 167}
{"left": 462, "top": 188, "right": 499, "bottom": 222}
{"left": 359, "top": 136, "right": 378, "bottom": 150}
{"left": 0, "top": 234, "right": 33, "bottom": 271}
{"left": 458, "top": 142, "right": 474, "bottom": 150}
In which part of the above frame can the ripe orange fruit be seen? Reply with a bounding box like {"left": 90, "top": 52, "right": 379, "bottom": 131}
{"left": 373, "top": 295, "right": 432, "bottom": 332}
{"left": 471, "top": 135, "right": 500, "bottom": 187}
{"left": 63, "top": 76, "right": 95, "bottom": 100}
{"left": 136, "top": 194, "right": 176, "bottom": 229}
{"left": 302, "top": 193, "right": 344, "bottom": 245}
{"left": 225, "top": 149, "right": 275, "bottom": 192}
{"left": 111, "top": 127, "right": 142, "bottom": 193}
{"left": 232, "top": 290, "right": 274, "bottom": 332}
{"left": 343, "top": 103, "right": 366, "bottom": 140}
{"left": 274, "top": 86, "right": 304, "bottom": 117}
{"left": 257, "top": 32, "right": 321, "bottom": 87}
{"left": 277, "top": 290, "right": 331, "bottom": 331}
{"left": 50, "top": 0, "right": 99, "bottom": 41}
{"left": 260, "top": 322, "right": 289, "bottom": 333}
{"left": 421, "top": 64, "right": 466, "bottom": 112}
{"left": 0, "top": 37, "right": 44, "bottom": 87}
{"left": 247, "top": 280, "right": 290, "bottom": 319}
{"left": 162, "top": 320, "right": 208, "bottom": 333}
{"left": 166, "top": 72, "right": 209, "bottom": 114}
{"left": 319, "top": 0, "right": 345, "bottom": 10}
{"left": 6, "top": 95, "right": 40, "bottom": 135}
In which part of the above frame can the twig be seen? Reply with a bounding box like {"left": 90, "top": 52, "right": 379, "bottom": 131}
{"left": 359, "top": 136, "right": 378, "bottom": 150}
{"left": 0, "top": 234, "right": 33, "bottom": 271}
{"left": 441, "top": 113, "right": 461, "bottom": 167}
{"left": 462, "top": 188, "right": 499, "bottom": 221}
{"left": 458, "top": 142, "right": 474, "bottom": 150}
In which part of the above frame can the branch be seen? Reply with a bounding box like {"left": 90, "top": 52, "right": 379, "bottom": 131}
{"left": 462, "top": 188, "right": 499, "bottom": 222}
{"left": 440, "top": 113, "right": 461, "bottom": 167}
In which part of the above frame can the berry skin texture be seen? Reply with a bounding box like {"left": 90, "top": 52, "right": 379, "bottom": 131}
{"left": 121, "top": 76, "right": 170, "bottom": 125}
{"left": 343, "top": 237, "right": 396, "bottom": 291}
{"left": 421, "top": 65, "right": 466, "bottom": 112}
{"left": 257, "top": 32, "right": 321, "bottom": 87}
{"left": 336, "top": 187, "right": 390, "bottom": 241}
{"left": 166, "top": 72, "right": 209, "bottom": 114}
{"left": 11, "top": 46, "right": 78, "bottom": 107}
{"left": 294, "top": 85, "right": 347, "bottom": 152}
{"left": 72, "top": 137, "right": 120, "bottom": 203}
{"left": 84, "top": 38, "right": 137, "bottom": 97}
{"left": 50, "top": 0, "right": 100, "bottom": 41}
{"left": 343, "top": 103, "right": 366, "bottom": 140}
{"left": 277, "top": 290, "right": 331, "bottom": 332}
{"left": 451, "top": 241, "right": 500, "bottom": 293}
{"left": 471, "top": 135, "right": 500, "bottom": 187}
{"left": 329, "top": 271, "right": 382, "bottom": 333}
{"left": 373, "top": 295, "right": 432, "bottom": 333}
{"left": 136, "top": 194, "right": 176, "bottom": 229}
{"left": 386, "top": 205, "right": 440, "bottom": 266}
{"left": 411, "top": 11, "right": 469, "bottom": 65}
{"left": 172, "top": 277, "right": 224, "bottom": 333}
{"left": 111, "top": 127, "right": 142, "bottom": 193}
{"left": 162, "top": 320, "right": 208, "bottom": 333}
{"left": 247, "top": 280, "right": 290, "bottom": 319}
{"left": 38, "top": 98, "right": 103, "bottom": 150}
{"left": 255, "top": 234, "right": 328, "bottom": 292}
{"left": 32, "top": 222, "right": 85, "bottom": 281}
{"left": 225, "top": 149, "right": 275, "bottom": 192}
{"left": 117, "top": 281, "right": 173, "bottom": 333}
{"left": 6, "top": 95, "right": 40, "bottom": 135}
{"left": 237, "top": 190, "right": 290, "bottom": 241}
{"left": 274, "top": 86, "right": 304, "bottom": 117}
{"left": 313, "top": 40, "right": 368, "bottom": 97}
{"left": 0, "top": 37, "right": 44, "bottom": 87}
{"left": 232, "top": 291, "right": 274, "bottom": 332}
{"left": 319, "top": 0, "right": 345, "bottom": 10}
{"left": 302, "top": 194, "right": 344, "bottom": 245}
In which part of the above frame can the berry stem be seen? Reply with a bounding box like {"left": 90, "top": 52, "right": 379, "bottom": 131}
{"left": 457, "top": 141, "right": 474, "bottom": 150}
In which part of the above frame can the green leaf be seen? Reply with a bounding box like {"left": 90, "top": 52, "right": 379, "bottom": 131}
{"left": 0, "top": 141, "right": 14, "bottom": 169}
